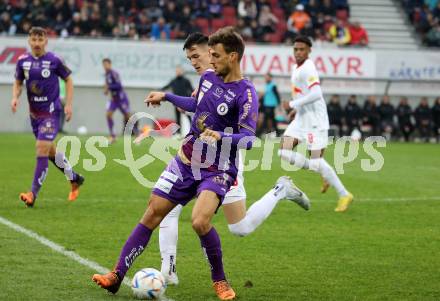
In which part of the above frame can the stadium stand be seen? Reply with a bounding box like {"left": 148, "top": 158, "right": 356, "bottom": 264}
{"left": 0, "top": 0, "right": 366, "bottom": 47}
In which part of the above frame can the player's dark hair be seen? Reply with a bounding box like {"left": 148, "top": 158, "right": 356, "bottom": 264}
{"left": 102, "top": 58, "right": 112, "bottom": 64}
{"left": 208, "top": 26, "right": 245, "bottom": 61}
{"left": 183, "top": 32, "right": 209, "bottom": 50}
{"left": 294, "top": 36, "right": 313, "bottom": 47}
{"left": 29, "top": 27, "right": 47, "bottom": 37}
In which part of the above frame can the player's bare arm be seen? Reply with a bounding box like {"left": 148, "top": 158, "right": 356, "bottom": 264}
{"left": 64, "top": 76, "right": 73, "bottom": 121}
{"left": 11, "top": 79, "right": 23, "bottom": 113}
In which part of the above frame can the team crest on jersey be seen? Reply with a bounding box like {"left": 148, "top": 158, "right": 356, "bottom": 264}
{"left": 41, "top": 69, "right": 51, "bottom": 78}
{"left": 217, "top": 103, "right": 228, "bottom": 115}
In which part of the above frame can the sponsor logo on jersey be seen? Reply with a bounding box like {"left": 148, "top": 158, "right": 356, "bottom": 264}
{"left": 41, "top": 69, "right": 51, "bottom": 78}
{"left": 227, "top": 89, "right": 236, "bottom": 97}
{"left": 217, "top": 103, "right": 228, "bottom": 115}
{"left": 223, "top": 94, "right": 234, "bottom": 102}
{"left": 33, "top": 96, "right": 48, "bottom": 102}
{"left": 42, "top": 60, "right": 51, "bottom": 69}
{"left": 22, "top": 61, "right": 31, "bottom": 69}
{"left": 213, "top": 87, "right": 224, "bottom": 98}
{"left": 202, "top": 79, "right": 212, "bottom": 89}
{"left": 201, "top": 86, "right": 208, "bottom": 92}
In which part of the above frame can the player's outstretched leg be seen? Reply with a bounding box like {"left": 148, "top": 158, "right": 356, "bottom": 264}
{"left": 159, "top": 204, "right": 182, "bottom": 285}
{"left": 276, "top": 176, "right": 310, "bottom": 209}
{"left": 92, "top": 195, "right": 174, "bottom": 294}
{"left": 20, "top": 156, "right": 48, "bottom": 207}
{"left": 310, "top": 158, "right": 353, "bottom": 212}
{"left": 227, "top": 176, "right": 309, "bottom": 237}
{"left": 92, "top": 223, "right": 153, "bottom": 294}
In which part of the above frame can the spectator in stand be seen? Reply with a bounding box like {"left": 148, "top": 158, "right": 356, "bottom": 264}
{"left": 432, "top": 97, "right": 440, "bottom": 141}
{"left": 305, "top": 0, "right": 320, "bottom": 25}
{"left": 425, "top": 23, "right": 440, "bottom": 47}
{"left": 414, "top": 97, "right": 432, "bottom": 142}
{"left": 327, "top": 94, "right": 344, "bottom": 137}
{"left": 136, "top": 13, "right": 152, "bottom": 39}
{"left": 236, "top": 18, "right": 253, "bottom": 41}
{"left": 0, "top": 12, "right": 15, "bottom": 35}
{"left": 378, "top": 95, "right": 395, "bottom": 140}
{"left": 151, "top": 17, "right": 171, "bottom": 41}
{"left": 258, "top": 5, "right": 279, "bottom": 35}
{"left": 320, "top": 0, "right": 336, "bottom": 18}
{"left": 363, "top": 95, "right": 380, "bottom": 136}
{"left": 238, "top": 0, "right": 258, "bottom": 24}
{"left": 260, "top": 73, "right": 281, "bottom": 135}
{"left": 250, "top": 19, "right": 264, "bottom": 42}
{"left": 286, "top": 4, "right": 310, "bottom": 40}
{"left": 344, "top": 94, "right": 362, "bottom": 135}
{"left": 163, "top": 2, "right": 180, "bottom": 30}
{"left": 208, "top": 0, "right": 223, "bottom": 19}
{"left": 329, "top": 19, "right": 351, "bottom": 46}
{"left": 396, "top": 96, "right": 414, "bottom": 142}
{"left": 349, "top": 21, "right": 368, "bottom": 47}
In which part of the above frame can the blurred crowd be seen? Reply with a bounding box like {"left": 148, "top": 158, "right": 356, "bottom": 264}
{"left": 402, "top": 0, "right": 440, "bottom": 47}
{"left": 0, "top": 0, "right": 368, "bottom": 47}
{"left": 325, "top": 95, "right": 440, "bottom": 142}
{"left": 257, "top": 76, "right": 440, "bottom": 142}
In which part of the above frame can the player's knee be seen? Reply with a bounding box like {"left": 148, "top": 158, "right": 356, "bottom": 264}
{"left": 106, "top": 111, "right": 113, "bottom": 119}
{"left": 191, "top": 217, "right": 210, "bottom": 236}
{"left": 36, "top": 141, "right": 51, "bottom": 156}
{"left": 228, "top": 219, "right": 253, "bottom": 237}
{"left": 309, "top": 158, "right": 322, "bottom": 172}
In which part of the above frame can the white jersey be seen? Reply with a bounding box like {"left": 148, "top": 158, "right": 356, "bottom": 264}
{"left": 290, "top": 58, "right": 329, "bottom": 131}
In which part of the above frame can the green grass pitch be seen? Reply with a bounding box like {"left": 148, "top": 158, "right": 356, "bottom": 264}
{"left": 0, "top": 133, "right": 439, "bottom": 300}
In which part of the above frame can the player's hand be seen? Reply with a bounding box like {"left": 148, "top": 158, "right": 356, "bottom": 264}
{"left": 144, "top": 91, "right": 165, "bottom": 107}
{"left": 104, "top": 85, "right": 109, "bottom": 95}
{"left": 282, "top": 101, "right": 291, "bottom": 111}
{"left": 11, "top": 98, "right": 18, "bottom": 113}
{"left": 64, "top": 104, "right": 72, "bottom": 122}
{"left": 200, "top": 129, "right": 221, "bottom": 144}
{"left": 177, "top": 107, "right": 186, "bottom": 113}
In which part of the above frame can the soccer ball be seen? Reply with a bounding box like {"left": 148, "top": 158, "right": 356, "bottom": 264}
{"left": 131, "top": 268, "right": 166, "bottom": 300}
{"left": 77, "top": 126, "right": 88, "bottom": 135}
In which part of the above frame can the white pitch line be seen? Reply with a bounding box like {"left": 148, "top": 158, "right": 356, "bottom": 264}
{"left": 312, "top": 196, "right": 440, "bottom": 202}
{"left": 0, "top": 215, "right": 131, "bottom": 287}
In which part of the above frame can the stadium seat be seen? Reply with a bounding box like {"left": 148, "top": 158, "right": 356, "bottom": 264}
{"left": 224, "top": 16, "right": 237, "bottom": 26}
{"left": 265, "top": 33, "right": 283, "bottom": 44}
{"left": 273, "top": 7, "right": 285, "bottom": 21}
{"left": 211, "top": 18, "right": 226, "bottom": 32}
{"left": 223, "top": 6, "right": 236, "bottom": 18}
{"left": 195, "top": 18, "right": 210, "bottom": 35}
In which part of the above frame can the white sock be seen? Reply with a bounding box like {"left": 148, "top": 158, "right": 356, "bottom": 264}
{"left": 54, "top": 152, "right": 74, "bottom": 180}
{"left": 159, "top": 204, "right": 182, "bottom": 276}
{"left": 278, "top": 149, "right": 310, "bottom": 169}
{"left": 228, "top": 187, "right": 284, "bottom": 237}
{"left": 314, "top": 158, "right": 349, "bottom": 197}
